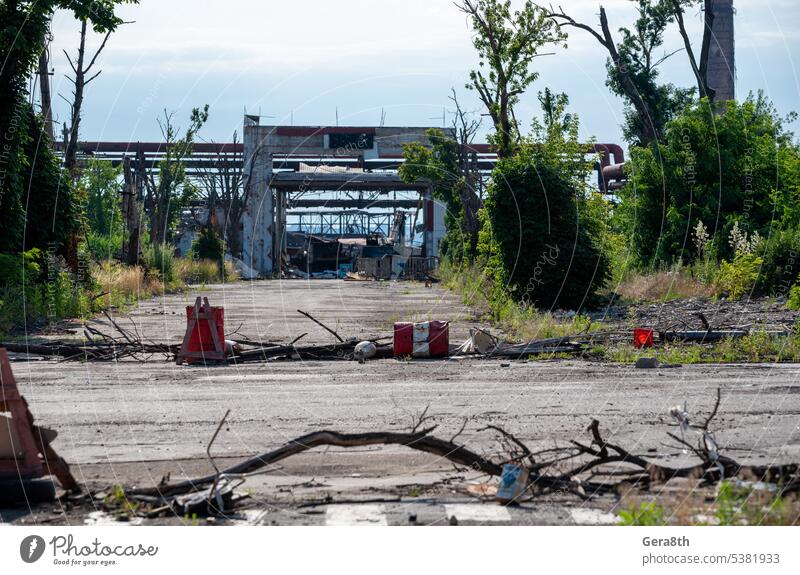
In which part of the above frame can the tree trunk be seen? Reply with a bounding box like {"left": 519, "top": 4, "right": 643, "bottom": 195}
{"left": 64, "top": 20, "right": 87, "bottom": 175}
{"left": 37, "top": 39, "right": 53, "bottom": 142}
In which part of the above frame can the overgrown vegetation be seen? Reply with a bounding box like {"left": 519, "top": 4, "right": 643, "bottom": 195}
{"left": 0, "top": 2, "right": 241, "bottom": 336}
{"left": 619, "top": 481, "right": 800, "bottom": 526}
{"left": 431, "top": 0, "right": 800, "bottom": 336}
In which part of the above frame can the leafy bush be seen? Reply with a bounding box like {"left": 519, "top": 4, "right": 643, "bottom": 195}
{"left": 87, "top": 230, "right": 124, "bottom": 262}
{"left": 144, "top": 243, "right": 177, "bottom": 285}
{"left": 0, "top": 249, "right": 42, "bottom": 287}
{"left": 480, "top": 95, "right": 610, "bottom": 311}
{"left": 787, "top": 284, "right": 800, "bottom": 310}
{"left": 717, "top": 254, "right": 762, "bottom": 299}
{"left": 615, "top": 94, "right": 800, "bottom": 267}
{"left": 618, "top": 501, "right": 666, "bottom": 526}
{"left": 757, "top": 227, "right": 800, "bottom": 296}
{"left": 714, "top": 222, "right": 762, "bottom": 299}
{"left": 191, "top": 226, "right": 224, "bottom": 266}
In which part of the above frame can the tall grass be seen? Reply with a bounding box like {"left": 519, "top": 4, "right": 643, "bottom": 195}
{"left": 613, "top": 269, "right": 713, "bottom": 302}
{"left": 437, "top": 259, "right": 605, "bottom": 341}
{"left": 176, "top": 258, "right": 238, "bottom": 285}
{"left": 144, "top": 243, "right": 178, "bottom": 287}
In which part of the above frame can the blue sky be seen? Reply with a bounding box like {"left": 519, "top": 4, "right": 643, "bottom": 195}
{"left": 46, "top": 0, "right": 800, "bottom": 147}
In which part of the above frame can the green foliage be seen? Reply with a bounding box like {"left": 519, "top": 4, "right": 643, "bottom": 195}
{"left": 717, "top": 254, "right": 762, "bottom": 300}
{"left": 79, "top": 159, "right": 124, "bottom": 260}
{"left": 400, "top": 129, "right": 474, "bottom": 261}
{"left": 480, "top": 93, "right": 610, "bottom": 310}
{"left": 0, "top": 252, "right": 92, "bottom": 335}
{"left": 787, "top": 284, "right": 800, "bottom": 311}
{"left": 616, "top": 94, "right": 800, "bottom": 267}
{"left": 145, "top": 243, "right": 177, "bottom": 286}
{"left": 0, "top": 103, "right": 80, "bottom": 254}
{"left": 459, "top": 0, "right": 565, "bottom": 156}
{"left": 605, "top": 330, "right": 800, "bottom": 364}
{"left": 0, "top": 249, "right": 42, "bottom": 287}
{"left": 81, "top": 159, "right": 122, "bottom": 236}
{"left": 618, "top": 501, "right": 666, "bottom": 526}
{"left": 757, "top": 227, "right": 800, "bottom": 296}
{"left": 191, "top": 226, "right": 224, "bottom": 276}
{"left": 147, "top": 106, "right": 209, "bottom": 244}
{"left": 0, "top": 1, "right": 135, "bottom": 256}
{"left": 715, "top": 222, "right": 763, "bottom": 300}
{"left": 715, "top": 481, "right": 796, "bottom": 526}
{"left": 606, "top": 0, "right": 695, "bottom": 145}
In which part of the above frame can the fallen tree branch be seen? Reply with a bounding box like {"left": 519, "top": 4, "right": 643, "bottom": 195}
{"left": 131, "top": 427, "right": 503, "bottom": 497}
{"left": 297, "top": 309, "right": 345, "bottom": 342}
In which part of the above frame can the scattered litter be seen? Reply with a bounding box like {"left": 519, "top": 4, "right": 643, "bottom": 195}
{"left": 354, "top": 341, "right": 377, "bottom": 363}
{"left": 633, "top": 328, "right": 654, "bottom": 348}
{"left": 495, "top": 463, "right": 529, "bottom": 503}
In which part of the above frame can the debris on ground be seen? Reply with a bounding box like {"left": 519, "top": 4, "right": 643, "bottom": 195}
{"left": 112, "top": 387, "right": 798, "bottom": 521}
{"left": 3, "top": 299, "right": 795, "bottom": 366}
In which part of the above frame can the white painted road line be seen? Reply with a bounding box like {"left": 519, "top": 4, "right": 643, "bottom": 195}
{"left": 325, "top": 504, "right": 388, "bottom": 526}
{"left": 444, "top": 504, "right": 512, "bottom": 523}
{"left": 569, "top": 508, "right": 618, "bottom": 525}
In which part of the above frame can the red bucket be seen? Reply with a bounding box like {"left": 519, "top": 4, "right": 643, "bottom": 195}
{"left": 633, "top": 328, "right": 654, "bottom": 348}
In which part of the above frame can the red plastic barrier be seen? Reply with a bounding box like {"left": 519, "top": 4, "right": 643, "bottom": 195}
{"left": 186, "top": 305, "right": 225, "bottom": 354}
{"left": 394, "top": 321, "right": 449, "bottom": 358}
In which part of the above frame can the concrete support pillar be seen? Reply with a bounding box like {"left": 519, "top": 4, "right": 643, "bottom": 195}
{"left": 422, "top": 185, "right": 446, "bottom": 260}
{"left": 242, "top": 126, "right": 274, "bottom": 276}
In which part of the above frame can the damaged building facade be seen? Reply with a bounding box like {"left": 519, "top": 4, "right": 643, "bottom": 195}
{"left": 240, "top": 119, "right": 448, "bottom": 278}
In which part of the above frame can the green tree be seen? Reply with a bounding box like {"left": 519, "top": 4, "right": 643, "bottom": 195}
{"left": 400, "top": 129, "right": 469, "bottom": 261}
{"left": 0, "top": 0, "right": 135, "bottom": 255}
{"left": 81, "top": 159, "right": 122, "bottom": 237}
{"left": 141, "top": 106, "right": 209, "bottom": 245}
{"left": 548, "top": 1, "right": 694, "bottom": 146}
{"left": 79, "top": 159, "right": 123, "bottom": 259}
{"left": 615, "top": 93, "right": 800, "bottom": 268}
{"left": 457, "top": 0, "right": 565, "bottom": 158}
{"left": 481, "top": 93, "right": 610, "bottom": 309}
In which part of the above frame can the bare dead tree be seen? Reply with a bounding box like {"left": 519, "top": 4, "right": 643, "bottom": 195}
{"left": 195, "top": 132, "right": 247, "bottom": 258}
{"left": 139, "top": 106, "right": 208, "bottom": 245}
{"left": 37, "top": 26, "right": 54, "bottom": 142}
{"left": 449, "top": 88, "right": 483, "bottom": 255}
{"left": 546, "top": 4, "right": 660, "bottom": 146}
{"left": 61, "top": 19, "right": 116, "bottom": 175}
